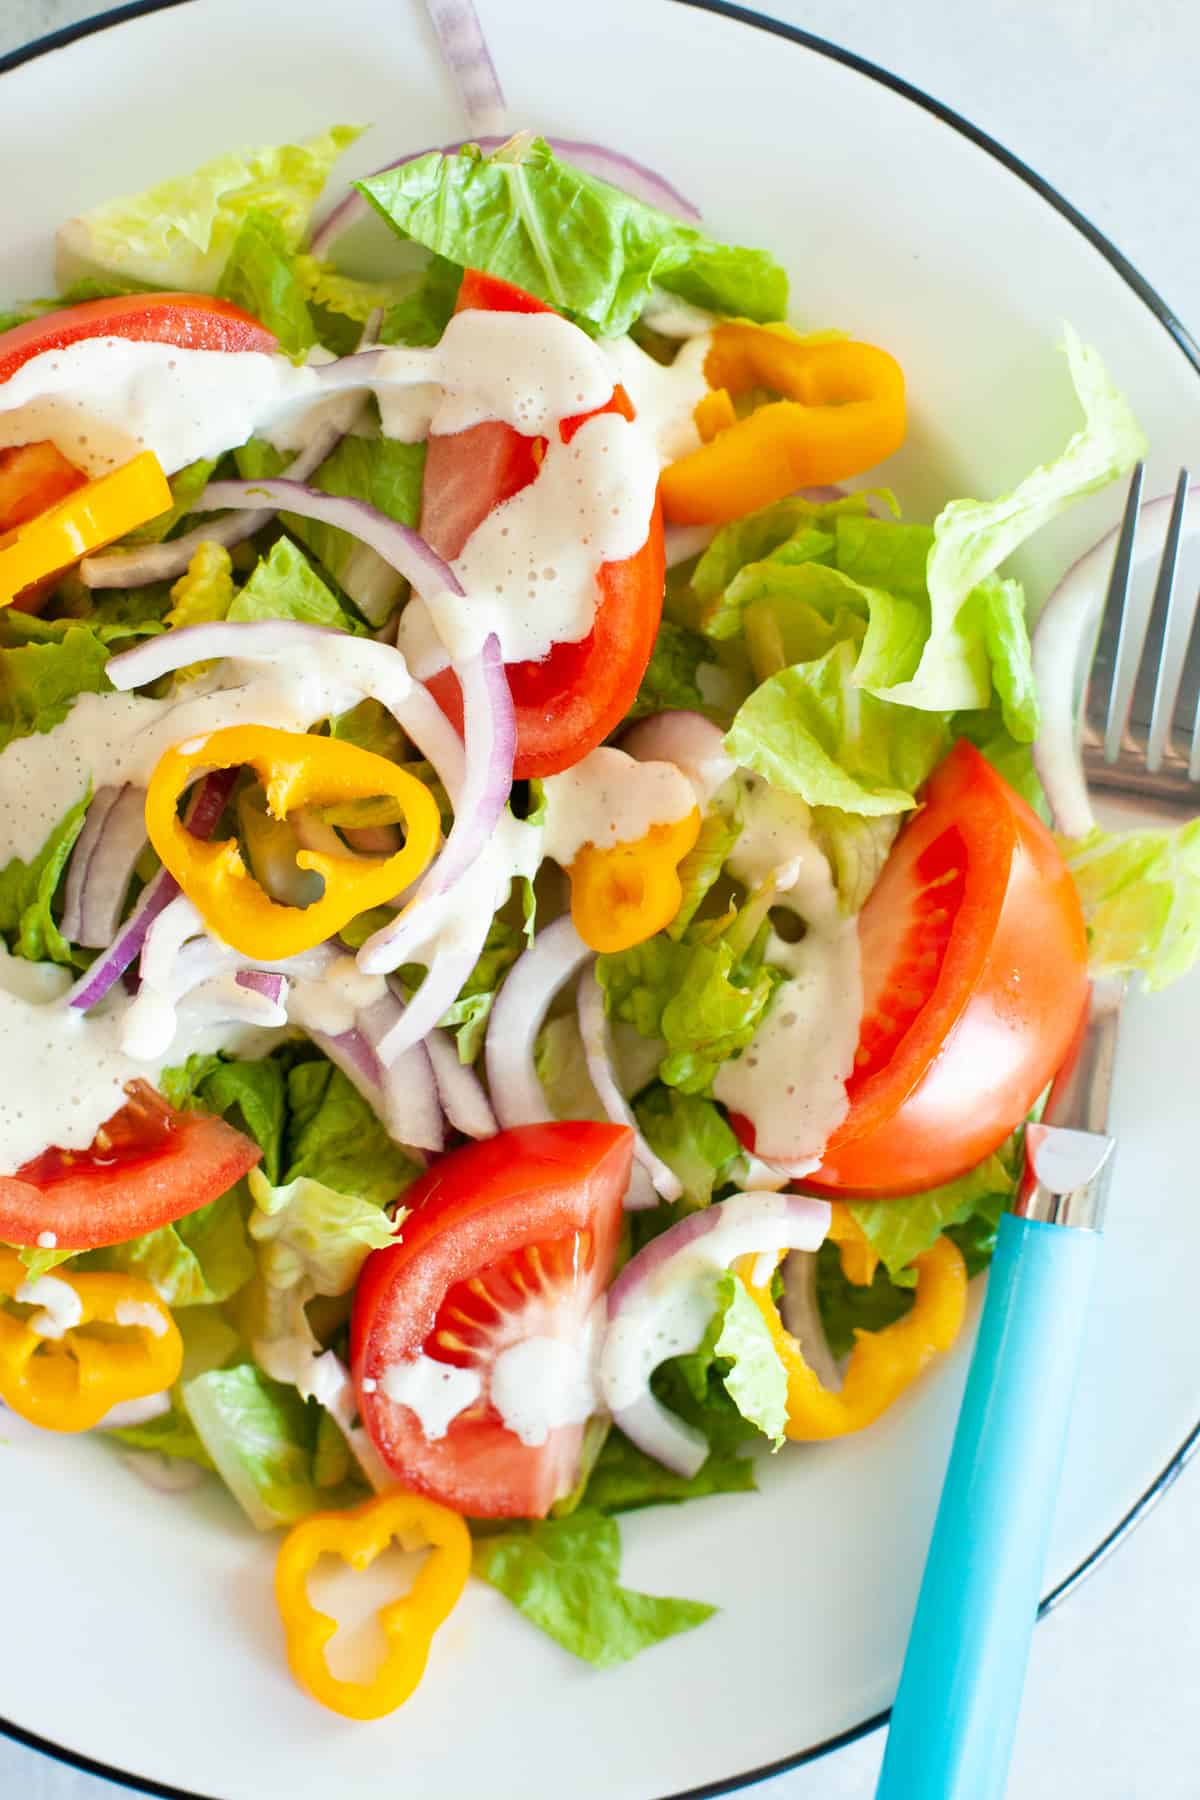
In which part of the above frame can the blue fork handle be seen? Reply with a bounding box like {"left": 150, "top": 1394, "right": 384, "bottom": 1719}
{"left": 876, "top": 1211, "right": 1101, "bottom": 1800}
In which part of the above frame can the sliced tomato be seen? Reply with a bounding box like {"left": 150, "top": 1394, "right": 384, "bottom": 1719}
{"left": 419, "top": 268, "right": 665, "bottom": 780}
{"left": 352, "top": 1122, "right": 632, "bottom": 1518}
{"left": 0, "top": 292, "right": 277, "bottom": 386}
{"left": 0, "top": 1080, "right": 262, "bottom": 1250}
{"left": 735, "top": 742, "right": 1090, "bottom": 1196}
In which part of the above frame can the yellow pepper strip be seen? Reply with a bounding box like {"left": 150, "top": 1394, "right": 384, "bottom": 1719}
{"left": 145, "top": 724, "right": 441, "bottom": 960}
{"left": 275, "top": 1490, "right": 471, "bottom": 1720}
{"left": 0, "top": 1250, "right": 181, "bottom": 1433}
{"left": 736, "top": 1205, "right": 967, "bottom": 1441}
{"left": 0, "top": 451, "right": 171, "bottom": 606}
{"left": 660, "top": 324, "right": 906, "bottom": 526}
{"left": 568, "top": 808, "right": 701, "bottom": 953}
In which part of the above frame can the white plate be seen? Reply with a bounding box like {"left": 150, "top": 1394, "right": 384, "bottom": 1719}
{"left": 2, "top": 3, "right": 1199, "bottom": 1796}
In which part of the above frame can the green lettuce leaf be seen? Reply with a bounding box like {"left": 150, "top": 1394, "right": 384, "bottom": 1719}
{"left": 328, "top": 696, "right": 408, "bottom": 762}
{"left": 0, "top": 790, "right": 89, "bottom": 964}
{"left": 576, "top": 1425, "right": 755, "bottom": 1512}
{"left": 668, "top": 805, "right": 740, "bottom": 937}
{"left": 57, "top": 125, "right": 362, "bottom": 291}
{"left": 293, "top": 254, "right": 416, "bottom": 325}
{"left": 379, "top": 253, "right": 462, "bottom": 346}
{"left": 628, "top": 619, "right": 715, "bottom": 719}
{"left": 633, "top": 1086, "right": 741, "bottom": 1207}
{"left": 216, "top": 210, "right": 316, "bottom": 358}
{"left": 283, "top": 1059, "right": 419, "bottom": 1202}
{"left": 105, "top": 1400, "right": 214, "bottom": 1469}
{"left": 1059, "top": 821, "right": 1200, "bottom": 989}
{"left": 83, "top": 1188, "right": 255, "bottom": 1307}
{"left": 598, "top": 912, "right": 782, "bottom": 1095}
{"left": 358, "top": 136, "right": 786, "bottom": 338}
{"left": 711, "top": 1271, "right": 788, "bottom": 1447}
{"left": 163, "top": 1051, "right": 287, "bottom": 1182}
{"left": 725, "top": 638, "right": 947, "bottom": 816}
{"left": 0, "top": 625, "right": 110, "bottom": 751}
{"left": 166, "top": 541, "right": 236, "bottom": 629}
{"left": 849, "top": 1141, "right": 1019, "bottom": 1286}
{"left": 814, "top": 1240, "right": 914, "bottom": 1359}
{"left": 229, "top": 535, "right": 360, "bottom": 631}
{"left": 181, "top": 1364, "right": 327, "bottom": 1530}
{"left": 810, "top": 807, "right": 900, "bottom": 915}
{"left": 877, "top": 329, "right": 1145, "bottom": 721}
{"left": 471, "top": 1509, "right": 714, "bottom": 1667}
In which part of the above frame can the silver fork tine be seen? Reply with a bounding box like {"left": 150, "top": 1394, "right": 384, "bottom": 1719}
{"left": 1144, "top": 469, "right": 1192, "bottom": 771}
{"left": 1098, "top": 461, "right": 1145, "bottom": 760}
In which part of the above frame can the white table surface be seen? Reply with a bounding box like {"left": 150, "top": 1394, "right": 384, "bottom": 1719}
{"left": 1, "top": 1, "right": 1198, "bottom": 1796}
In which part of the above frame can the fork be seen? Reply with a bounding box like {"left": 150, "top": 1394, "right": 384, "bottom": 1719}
{"left": 876, "top": 465, "right": 1194, "bottom": 1800}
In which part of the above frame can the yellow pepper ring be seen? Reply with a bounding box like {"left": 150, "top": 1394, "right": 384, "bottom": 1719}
{"left": 659, "top": 324, "right": 906, "bottom": 526}
{"left": 275, "top": 1490, "right": 471, "bottom": 1720}
{"left": 0, "top": 451, "right": 171, "bottom": 606}
{"left": 568, "top": 807, "right": 701, "bottom": 954}
{"left": 736, "top": 1204, "right": 967, "bottom": 1441}
{"left": 0, "top": 1250, "right": 182, "bottom": 1433}
{"left": 145, "top": 724, "right": 441, "bottom": 961}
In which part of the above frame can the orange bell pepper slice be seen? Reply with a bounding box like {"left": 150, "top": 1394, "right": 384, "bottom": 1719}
{"left": 0, "top": 1249, "right": 181, "bottom": 1432}
{"left": 0, "top": 450, "right": 171, "bottom": 606}
{"left": 660, "top": 324, "right": 906, "bottom": 526}
{"left": 737, "top": 1203, "right": 966, "bottom": 1440}
{"left": 275, "top": 1490, "right": 471, "bottom": 1720}
{"left": 145, "top": 724, "right": 441, "bottom": 960}
{"left": 568, "top": 808, "right": 701, "bottom": 953}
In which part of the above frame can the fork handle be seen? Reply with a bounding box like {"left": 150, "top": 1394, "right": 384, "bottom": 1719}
{"left": 875, "top": 1211, "right": 1101, "bottom": 1800}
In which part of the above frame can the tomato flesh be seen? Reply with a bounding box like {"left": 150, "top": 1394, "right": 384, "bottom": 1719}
{"left": 803, "top": 741, "right": 1089, "bottom": 1195}
{"left": 0, "top": 293, "right": 277, "bottom": 386}
{"left": 352, "top": 1122, "right": 632, "bottom": 1518}
{"left": 0, "top": 1080, "right": 262, "bottom": 1249}
{"left": 418, "top": 269, "right": 665, "bottom": 779}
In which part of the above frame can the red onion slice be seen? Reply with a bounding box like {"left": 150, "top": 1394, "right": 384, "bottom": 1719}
{"left": 198, "top": 480, "right": 463, "bottom": 607}
{"left": 373, "top": 905, "right": 492, "bottom": 1066}
{"left": 356, "top": 990, "right": 444, "bottom": 1150}
{"left": 1032, "top": 483, "right": 1200, "bottom": 835}
{"left": 425, "top": 1026, "right": 497, "bottom": 1138}
{"left": 598, "top": 1191, "right": 830, "bottom": 1476}
{"left": 780, "top": 1250, "right": 843, "bottom": 1394}
{"left": 311, "top": 136, "right": 701, "bottom": 259}
{"left": 73, "top": 785, "right": 148, "bottom": 949}
{"left": 357, "top": 633, "right": 514, "bottom": 970}
{"left": 67, "top": 770, "right": 236, "bottom": 1012}
{"left": 425, "top": 0, "right": 507, "bottom": 135}
{"left": 484, "top": 916, "right": 592, "bottom": 1128}
{"left": 235, "top": 969, "right": 286, "bottom": 1005}
{"left": 576, "top": 965, "right": 680, "bottom": 1207}
{"left": 61, "top": 785, "right": 122, "bottom": 944}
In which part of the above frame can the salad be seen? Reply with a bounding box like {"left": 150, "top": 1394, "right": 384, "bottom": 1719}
{"left": 1, "top": 94, "right": 1196, "bottom": 1719}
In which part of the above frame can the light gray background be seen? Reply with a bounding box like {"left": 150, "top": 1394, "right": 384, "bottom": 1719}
{"left": 2, "top": 2, "right": 1198, "bottom": 1795}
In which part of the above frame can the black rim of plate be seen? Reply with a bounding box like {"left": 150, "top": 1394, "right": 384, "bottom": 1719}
{"left": 2, "top": 1, "right": 1199, "bottom": 1795}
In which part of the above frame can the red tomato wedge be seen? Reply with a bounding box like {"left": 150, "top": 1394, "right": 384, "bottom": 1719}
{"left": 0, "top": 292, "right": 277, "bottom": 386}
{"left": 733, "top": 742, "right": 1089, "bottom": 1196}
{"left": 419, "top": 268, "right": 666, "bottom": 780}
{"left": 352, "top": 1122, "right": 632, "bottom": 1518}
{"left": 807, "top": 741, "right": 1088, "bottom": 1195}
{"left": 0, "top": 1080, "right": 262, "bottom": 1250}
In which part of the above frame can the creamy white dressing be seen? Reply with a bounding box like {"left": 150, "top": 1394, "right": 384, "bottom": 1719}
{"left": 114, "top": 1298, "right": 169, "bottom": 1337}
{"left": 286, "top": 956, "right": 387, "bottom": 1038}
{"left": 0, "top": 339, "right": 321, "bottom": 477}
{"left": 600, "top": 332, "right": 711, "bottom": 466}
{"left": 15, "top": 1274, "right": 83, "bottom": 1340}
{"left": 599, "top": 1191, "right": 831, "bottom": 1414}
{"left": 712, "top": 776, "right": 863, "bottom": 1169}
{"left": 489, "top": 1304, "right": 603, "bottom": 1447}
{"left": 541, "top": 745, "right": 697, "bottom": 867}
{"left": 426, "top": 410, "right": 659, "bottom": 664}
{"left": 638, "top": 289, "right": 718, "bottom": 340}
{"left": 379, "top": 1355, "right": 483, "bottom": 1441}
